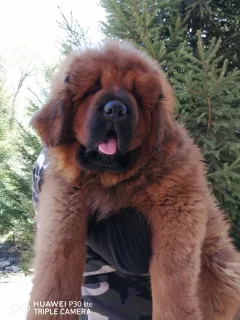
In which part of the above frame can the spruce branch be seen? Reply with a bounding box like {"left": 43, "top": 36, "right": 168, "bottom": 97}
{"left": 197, "top": 31, "right": 212, "bottom": 130}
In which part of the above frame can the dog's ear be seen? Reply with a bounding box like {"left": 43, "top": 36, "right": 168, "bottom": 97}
{"left": 149, "top": 70, "right": 176, "bottom": 158}
{"left": 31, "top": 89, "right": 72, "bottom": 147}
{"left": 31, "top": 50, "right": 80, "bottom": 147}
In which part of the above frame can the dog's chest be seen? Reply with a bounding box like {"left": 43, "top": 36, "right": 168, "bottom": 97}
{"left": 84, "top": 170, "right": 152, "bottom": 217}
{"left": 87, "top": 184, "right": 133, "bottom": 216}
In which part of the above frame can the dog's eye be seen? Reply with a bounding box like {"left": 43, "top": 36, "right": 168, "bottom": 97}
{"left": 84, "top": 82, "right": 102, "bottom": 98}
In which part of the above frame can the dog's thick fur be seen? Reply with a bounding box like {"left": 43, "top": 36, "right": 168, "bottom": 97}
{"left": 27, "top": 41, "right": 240, "bottom": 320}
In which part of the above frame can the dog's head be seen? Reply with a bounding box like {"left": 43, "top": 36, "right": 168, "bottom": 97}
{"left": 32, "top": 41, "right": 176, "bottom": 183}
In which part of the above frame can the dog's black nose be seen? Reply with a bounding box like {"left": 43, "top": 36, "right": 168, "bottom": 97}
{"left": 103, "top": 100, "right": 127, "bottom": 119}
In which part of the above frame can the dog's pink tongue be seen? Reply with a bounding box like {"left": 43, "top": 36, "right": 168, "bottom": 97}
{"left": 98, "top": 138, "right": 117, "bottom": 155}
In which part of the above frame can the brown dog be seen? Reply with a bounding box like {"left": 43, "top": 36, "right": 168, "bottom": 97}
{"left": 27, "top": 41, "right": 240, "bottom": 320}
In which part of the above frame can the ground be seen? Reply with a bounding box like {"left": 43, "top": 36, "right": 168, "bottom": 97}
{"left": 0, "top": 272, "right": 33, "bottom": 319}
{"left": 0, "top": 240, "right": 33, "bottom": 319}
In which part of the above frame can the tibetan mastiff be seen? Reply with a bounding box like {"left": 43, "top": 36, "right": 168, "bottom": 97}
{"left": 27, "top": 41, "right": 240, "bottom": 320}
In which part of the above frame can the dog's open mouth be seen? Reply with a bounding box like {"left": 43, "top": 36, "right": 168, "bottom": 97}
{"left": 77, "top": 132, "right": 139, "bottom": 172}
{"left": 77, "top": 145, "right": 139, "bottom": 173}
{"left": 97, "top": 131, "right": 118, "bottom": 156}
{"left": 76, "top": 127, "right": 139, "bottom": 172}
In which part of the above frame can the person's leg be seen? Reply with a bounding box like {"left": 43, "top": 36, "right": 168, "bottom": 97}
{"left": 32, "top": 147, "right": 49, "bottom": 212}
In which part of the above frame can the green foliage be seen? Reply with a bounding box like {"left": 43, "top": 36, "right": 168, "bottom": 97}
{"left": 0, "top": 98, "right": 42, "bottom": 272}
{"left": 0, "top": 102, "right": 42, "bottom": 238}
{"left": 0, "top": 61, "right": 12, "bottom": 168}
{"left": 0, "top": 10, "right": 92, "bottom": 268}
{"left": 0, "top": 61, "right": 16, "bottom": 234}
{"left": 182, "top": 0, "right": 240, "bottom": 69}
{"left": 100, "top": 0, "right": 240, "bottom": 247}
{"left": 174, "top": 34, "right": 240, "bottom": 239}
{"left": 57, "top": 7, "right": 91, "bottom": 56}
{"left": 0, "top": 61, "right": 42, "bottom": 245}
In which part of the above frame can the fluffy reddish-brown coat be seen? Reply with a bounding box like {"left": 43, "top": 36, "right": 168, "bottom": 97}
{"left": 27, "top": 41, "right": 240, "bottom": 320}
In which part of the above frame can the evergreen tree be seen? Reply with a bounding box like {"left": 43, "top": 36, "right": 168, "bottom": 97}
{"left": 0, "top": 102, "right": 42, "bottom": 241}
{"left": 0, "top": 61, "right": 11, "bottom": 168}
{"left": 180, "top": 0, "right": 240, "bottom": 69}
{"left": 0, "top": 10, "right": 91, "bottom": 250}
{"left": 0, "top": 64, "right": 56, "bottom": 269}
{"left": 174, "top": 33, "right": 240, "bottom": 231}
{"left": 0, "top": 60, "right": 16, "bottom": 234}
{"left": 0, "top": 65, "right": 49, "bottom": 242}
{"left": 100, "top": 0, "right": 240, "bottom": 247}
{"left": 57, "top": 8, "right": 90, "bottom": 56}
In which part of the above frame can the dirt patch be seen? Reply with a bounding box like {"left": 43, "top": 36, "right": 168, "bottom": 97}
{"left": 0, "top": 272, "right": 33, "bottom": 320}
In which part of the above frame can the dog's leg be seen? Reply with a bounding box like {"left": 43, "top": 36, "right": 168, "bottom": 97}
{"left": 146, "top": 202, "right": 206, "bottom": 320}
{"left": 26, "top": 175, "right": 87, "bottom": 320}
{"left": 198, "top": 209, "right": 240, "bottom": 320}
{"left": 199, "top": 262, "right": 240, "bottom": 320}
